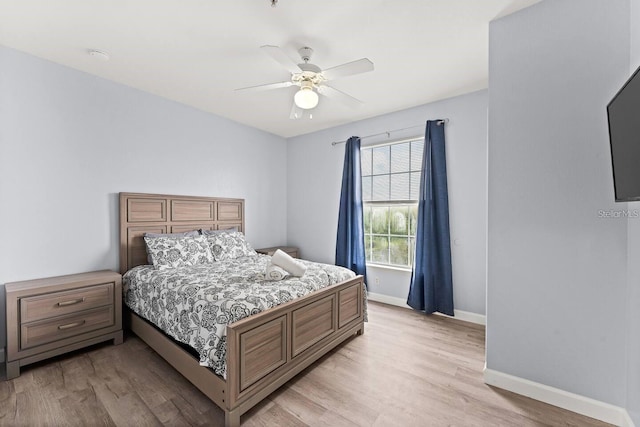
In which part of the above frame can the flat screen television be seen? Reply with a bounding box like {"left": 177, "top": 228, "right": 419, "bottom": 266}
{"left": 608, "top": 65, "right": 640, "bottom": 202}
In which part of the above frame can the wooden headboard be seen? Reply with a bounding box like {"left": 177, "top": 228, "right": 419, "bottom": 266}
{"left": 119, "top": 192, "right": 245, "bottom": 274}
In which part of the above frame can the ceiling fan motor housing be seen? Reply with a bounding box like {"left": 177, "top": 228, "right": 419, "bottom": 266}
{"left": 298, "top": 47, "right": 314, "bottom": 62}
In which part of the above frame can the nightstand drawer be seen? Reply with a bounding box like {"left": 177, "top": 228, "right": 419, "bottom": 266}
{"left": 20, "top": 305, "right": 115, "bottom": 350}
{"left": 20, "top": 282, "right": 114, "bottom": 323}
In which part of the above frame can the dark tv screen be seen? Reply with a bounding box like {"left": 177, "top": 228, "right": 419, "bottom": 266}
{"left": 608, "top": 65, "right": 640, "bottom": 202}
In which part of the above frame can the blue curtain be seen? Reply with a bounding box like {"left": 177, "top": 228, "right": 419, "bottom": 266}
{"left": 336, "top": 136, "right": 368, "bottom": 286}
{"left": 407, "top": 120, "right": 454, "bottom": 315}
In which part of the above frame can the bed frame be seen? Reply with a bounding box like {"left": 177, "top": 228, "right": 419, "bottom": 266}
{"left": 119, "top": 192, "right": 365, "bottom": 426}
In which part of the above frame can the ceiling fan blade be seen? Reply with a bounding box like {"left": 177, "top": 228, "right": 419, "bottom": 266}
{"left": 261, "top": 45, "right": 302, "bottom": 74}
{"left": 290, "top": 101, "right": 304, "bottom": 120}
{"left": 321, "top": 58, "right": 374, "bottom": 81}
{"left": 235, "top": 81, "right": 293, "bottom": 92}
{"left": 317, "top": 85, "right": 362, "bottom": 109}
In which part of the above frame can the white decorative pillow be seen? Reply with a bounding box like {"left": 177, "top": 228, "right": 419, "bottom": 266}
{"left": 144, "top": 235, "right": 213, "bottom": 270}
{"left": 205, "top": 231, "right": 257, "bottom": 261}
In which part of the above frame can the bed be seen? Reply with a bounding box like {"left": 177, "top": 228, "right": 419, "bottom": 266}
{"left": 119, "top": 192, "right": 365, "bottom": 427}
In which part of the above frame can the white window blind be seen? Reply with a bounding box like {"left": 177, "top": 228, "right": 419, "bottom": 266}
{"left": 361, "top": 138, "right": 423, "bottom": 268}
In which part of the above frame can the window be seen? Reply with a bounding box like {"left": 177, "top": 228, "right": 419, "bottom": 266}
{"left": 361, "top": 138, "right": 423, "bottom": 268}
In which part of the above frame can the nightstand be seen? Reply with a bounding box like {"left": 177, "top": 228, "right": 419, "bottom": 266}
{"left": 256, "top": 246, "right": 299, "bottom": 258}
{"left": 4, "top": 270, "right": 123, "bottom": 380}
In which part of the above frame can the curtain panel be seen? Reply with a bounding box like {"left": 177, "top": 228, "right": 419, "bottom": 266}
{"left": 336, "top": 136, "right": 368, "bottom": 286}
{"left": 407, "top": 121, "right": 454, "bottom": 315}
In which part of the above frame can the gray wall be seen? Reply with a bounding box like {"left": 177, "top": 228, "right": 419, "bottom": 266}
{"left": 487, "top": 0, "right": 629, "bottom": 406}
{"left": 0, "top": 46, "right": 288, "bottom": 358}
{"left": 626, "top": 197, "right": 640, "bottom": 422}
{"left": 0, "top": 289, "right": 3, "bottom": 365}
{"left": 287, "top": 90, "right": 487, "bottom": 315}
{"left": 627, "top": 0, "right": 640, "bottom": 422}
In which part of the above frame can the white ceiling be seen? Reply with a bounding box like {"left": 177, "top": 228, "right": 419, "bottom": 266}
{"left": 0, "top": 0, "right": 540, "bottom": 138}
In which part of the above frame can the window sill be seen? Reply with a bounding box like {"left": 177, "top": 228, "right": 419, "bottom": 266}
{"left": 366, "top": 263, "right": 413, "bottom": 273}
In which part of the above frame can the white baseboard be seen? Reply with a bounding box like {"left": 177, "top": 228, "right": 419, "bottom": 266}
{"left": 366, "top": 292, "right": 486, "bottom": 325}
{"left": 446, "top": 309, "right": 486, "bottom": 325}
{"left": 484, "top": 368, "right": 635, "bottom": 427}
{"left": 366, "top": 292, "right": 410, "bottom": 308}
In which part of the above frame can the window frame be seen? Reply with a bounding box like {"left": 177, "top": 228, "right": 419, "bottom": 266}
{"left": 361, "top": 136, "right": 423, "bottom": 269}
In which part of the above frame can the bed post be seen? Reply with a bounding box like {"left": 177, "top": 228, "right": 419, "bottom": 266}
{"left": 225, "top": 314, "right": 240, "bottom": 418}
{"left": 225, "top": 410, "right": 240, "bottom": 427}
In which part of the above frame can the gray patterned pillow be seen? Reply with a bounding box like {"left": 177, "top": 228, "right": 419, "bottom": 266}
{"left": 144, "top": 230, "right": 200, "bottom": 264}
{"left": 144, "top": 235, "right": 214, "bottom": 270}
{"left": 205, "top": 231, "right": 257, "bottom": 261}
{"left": 200, "top": 227, "right": 238, "bottom": 235}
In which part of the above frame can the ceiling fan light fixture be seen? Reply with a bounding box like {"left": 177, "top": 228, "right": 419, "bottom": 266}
{"left": 294, "top": 87, "right": 319, "bottom": 109}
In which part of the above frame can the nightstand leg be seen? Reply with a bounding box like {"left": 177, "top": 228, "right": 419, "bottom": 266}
{"left": 113, "top": 330, "right": 123, "bottom": 345}
{"left": 6, "top": 360, "right": 19, "bottom": 380}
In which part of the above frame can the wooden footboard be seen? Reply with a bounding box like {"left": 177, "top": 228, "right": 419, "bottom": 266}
{"left": 127, "top": 275, "right": 365, "bottom": 427}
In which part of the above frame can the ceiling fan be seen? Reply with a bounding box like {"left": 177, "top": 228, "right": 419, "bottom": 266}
{"left": 236, "top": 45, "right": 374, "bottom": 119}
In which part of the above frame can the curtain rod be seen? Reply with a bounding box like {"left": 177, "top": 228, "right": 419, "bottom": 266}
{"left": 330, "top": 118, "right": 449, "bottom": 146}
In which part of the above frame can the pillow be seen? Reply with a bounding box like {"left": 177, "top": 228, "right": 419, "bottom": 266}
{"left": 144, "top": 235, "right": 213, "bottom": 270}
{"left": 144, "top": 230, "right": 200, "bottom": 264}
{"left": 204, "top": 231, "right": 257, "bottom": 261}
{"left": 227, "top": 232, "right": 257, "bottom": 258}
{"left": 200, "top": 227, "right": 239, "bottom": 235}
{"left": 145, "top": 230, "right": 200, "bottom": 238}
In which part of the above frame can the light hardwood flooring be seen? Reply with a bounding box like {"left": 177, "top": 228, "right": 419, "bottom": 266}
{"left": 0, "top": 302, "right": 612, "bottom": 426}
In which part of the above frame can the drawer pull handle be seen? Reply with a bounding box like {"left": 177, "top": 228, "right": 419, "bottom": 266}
{"left": 57, "top": 297, "right": 86, "bottom": 307}
{"left": 57, "top": 320, "right": 86, "bottom": 330}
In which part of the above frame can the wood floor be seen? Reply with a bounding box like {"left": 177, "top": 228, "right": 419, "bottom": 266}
{"left": 0, "top": 302, "right": 612, "bottom": 427}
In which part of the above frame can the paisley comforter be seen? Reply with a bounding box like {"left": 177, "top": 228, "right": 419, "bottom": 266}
{"left": 123, "top": 254, "right": 359, "bottom": 378}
